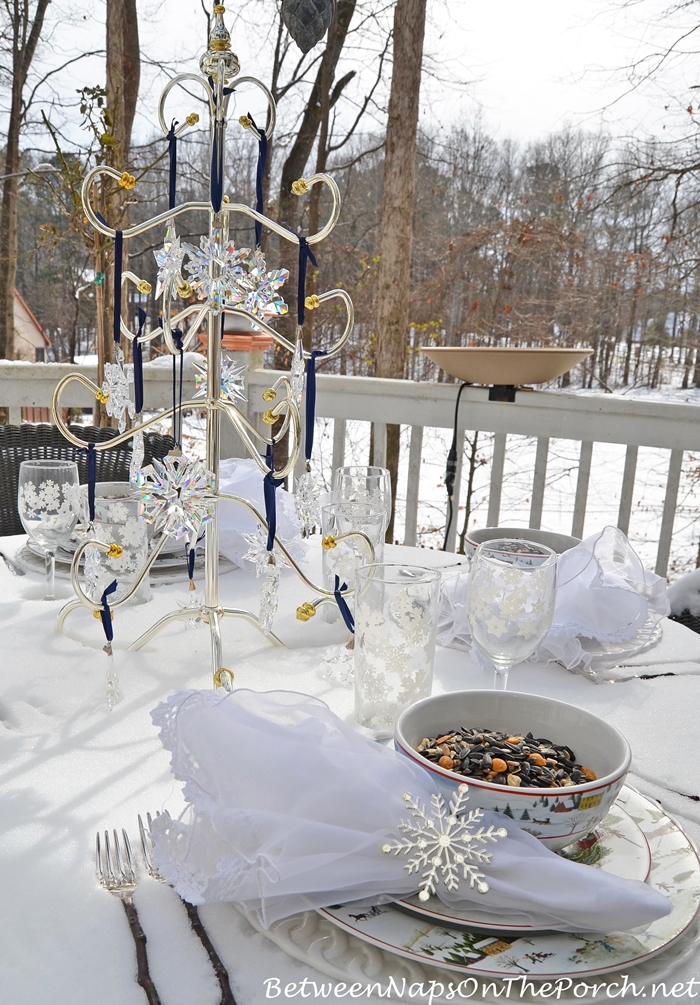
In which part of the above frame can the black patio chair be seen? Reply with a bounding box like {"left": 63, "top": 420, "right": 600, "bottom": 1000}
{"left": 0, "top": 423, "right": 175, "bottom": 537}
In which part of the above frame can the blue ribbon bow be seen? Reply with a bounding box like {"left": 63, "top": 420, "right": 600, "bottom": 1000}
{"left": 263, "top": 445, "right": 284, "bottom": 551}
{"left": 99, "top": 579, "right": 118, "bottom": 643}
{"left": 334, "top": 575, "right": 355, "bottom": 633}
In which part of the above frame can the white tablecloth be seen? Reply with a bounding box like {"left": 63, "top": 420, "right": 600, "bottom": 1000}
{"left": 1, "top": 535, "right": 699, "bottom": 1003}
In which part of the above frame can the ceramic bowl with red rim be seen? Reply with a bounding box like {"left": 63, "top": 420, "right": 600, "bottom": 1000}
{"left": 394, "top": 689, "right": 631, "bottom": 851}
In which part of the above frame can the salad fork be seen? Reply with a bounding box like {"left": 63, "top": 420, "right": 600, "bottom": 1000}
{"left": 96, "top": 829, "right": 162, "bottom": 1005}
{"left": 139, "top": 813, "right": 237, "bottom": 1005}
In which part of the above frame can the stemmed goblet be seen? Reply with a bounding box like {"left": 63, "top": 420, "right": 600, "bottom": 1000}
{"left": 18, "top": 460, "right": 79, "bottom": 600}
{"left": 332, "top": 466, "right": 392, "bottom": 536}
{"left": 466, "top": 538, "right": 557, "bottom": 690}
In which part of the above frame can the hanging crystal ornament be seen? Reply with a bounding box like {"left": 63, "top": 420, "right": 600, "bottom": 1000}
{"left": 153, "top": 220, "right": 187, "bottom": 300}
{"left": 133, "top": 453, "right": 216, "bottom": 541}
{"left": 225, "top": 248, "right": 289, "bottom": 325}
{"left": 258, "top": 553, "right": 280, "bottom": 632}
{"left": 182, "top": 234, "right": 249, "bottom": 313}
{"left": 83, "top": 545, "right": 103, "bottom": 603}
{"left": 295, "top": 465, "right": 321, "bottom": 536}
{"left": 102, "top": 348, "right": 135, "bottom": 434}
{"left": 105, "top": 653, "right": 122, "bottom": 710}
{"left": 129, "top": 429, "right": 145, "bottom": 485}
{"left": 192, "top": 356, "right": 247, "bottom": 403}
{"left": 241, "top": 524, "right": 290, "bottom": 576}
{"left": 290, "top": 334, "right": 305, "bottom": 406}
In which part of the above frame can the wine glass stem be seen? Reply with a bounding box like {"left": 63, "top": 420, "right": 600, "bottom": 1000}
{"left": 45, "top": 550, "right": 56, "bottom": 601}
{"left": 493, "top": 666, "right": 510, "bottom": 691}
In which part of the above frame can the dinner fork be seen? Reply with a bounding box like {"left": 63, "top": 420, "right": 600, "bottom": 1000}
{"left": 139, "top": 813, "right": 237, "bottom": 1005}
{"left": 96, "top": 829, "right": 162, "bottom": 1005}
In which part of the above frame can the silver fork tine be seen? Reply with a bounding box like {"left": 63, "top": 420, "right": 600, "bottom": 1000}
{"left": 104, "top": 830, "right": 116, "bottom": 887}
{"left": 95, "top": 832, "right": 104, "bottom": 884}
{"left": 122, "top": 828, "right": 136, "bottom": 885}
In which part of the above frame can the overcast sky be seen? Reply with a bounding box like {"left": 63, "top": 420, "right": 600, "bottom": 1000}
{"left": 18, "top": 0, "right": 700, "bottom": 151}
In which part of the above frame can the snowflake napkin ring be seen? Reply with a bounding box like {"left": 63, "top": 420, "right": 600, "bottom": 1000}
{"left": 382, "top": 784, "right": 507, "bottom": 902}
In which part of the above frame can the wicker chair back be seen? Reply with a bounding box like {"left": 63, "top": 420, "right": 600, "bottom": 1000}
{"left": 0, "top": 424, "right": 175, "bottom": 537}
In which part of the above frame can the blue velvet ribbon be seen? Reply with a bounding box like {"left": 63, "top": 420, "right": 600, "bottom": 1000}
{"left": 113, "top": 230, "right": 123, "bottom": 344}
{"left": 99, "top": 579, "right": 118, "bottom": 643}
{"left": 133, "top": 307, "right": 146, "bottom": 414}
{"left": 93, "top": 212, "right": 123, "bottom": 344}
{"left": 334, "top": 575, "right": 355, "bottom": 633}
{"left": 248, "top": 113, "right": 268, "bottom": 247}
{"left": 87, "top": 442, "right": 96, "bottom": 523}
{"left": 297, "top": 236, "right": 318, "bottom": 326}
{"left": 263, "top": 444, "right": 284, "bottom": 551}
{"left": 167, "top": 119, "right": 178, "bottom": 210}
{"left": 208, "top": 77, "right": 235, "bottom": 213}
{"left": 187, "top": 532, "right": 205, "bottom": 581}
{"left": 171, "top": 329, "right": 184, "bottom": 447}
{"left": 305, "top": 349, "right": 328, "bottom": 461}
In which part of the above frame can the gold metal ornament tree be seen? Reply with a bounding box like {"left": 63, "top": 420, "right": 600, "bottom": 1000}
{"left": 51, "top": 4, "right": 370, "bottom": 690}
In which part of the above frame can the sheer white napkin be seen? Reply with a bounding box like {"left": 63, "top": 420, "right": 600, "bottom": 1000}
{"left": 217, "top": 457, "right": 303, "bottom": 567}
{"left": 149, "top": 688, "right": 670, "bottom": 932}
{"left": 438, "top": 527, "right": 669, "bottom": 678}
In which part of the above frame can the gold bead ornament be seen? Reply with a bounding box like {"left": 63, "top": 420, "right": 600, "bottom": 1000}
{"left": 106, "top": 543, "right": 124, "bottom": 560}
{"left": 185, "top": 113, "right": 200, "bottom": 126}
{"left": 93, "top": 609, "right": 114, "bottom": 621}
{"left": 118, "top": 172, "right": 136, "bottom": 190}
{"left": 321, "top": 535, "right": 337, "bottom": 550}
{"left": 296, "top": 601, "right": 317, "bottom": 622}
{"left": 213, "top": 667, "right": 234, "bottom": 688}
{"left": 176, "top": 280, "right": 193, "bottom": 299}
{"left": 136, "top": 280, "right": 152, "bottom": 295}
{"left": 262, "top": 409, "right": 278, "bottom": 425}
{"left": 95, "top": 390, "right": 110, "bottom": 404}
{"left": 291, "top": 178, "right": 309, "bottom": 196}
{"left": 261, "top": 388, "right": 276, "bottom": 402}
{"left": 239, "top": 115, "right": 252, "bottom": 129}
{"left": 304, "top": 295, "right": 320, "bottom": 310}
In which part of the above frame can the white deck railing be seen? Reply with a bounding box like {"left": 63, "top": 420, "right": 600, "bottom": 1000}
{"left": 2, "top": 361, "right": 700, "bottom": 576}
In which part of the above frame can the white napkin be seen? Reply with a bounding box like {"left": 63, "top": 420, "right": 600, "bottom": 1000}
{"left": 438, "top": 527, "right": 669, "bottom": 676}
{"left": 149, "top": 688, "right": 670, "bottom": 932}
{"left": 217, "top": 457, "right": 304, "bottom": 567}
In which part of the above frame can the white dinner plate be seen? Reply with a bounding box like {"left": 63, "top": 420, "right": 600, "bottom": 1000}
{"left": 317, "top": 787, "right": 700, "bottom": 980}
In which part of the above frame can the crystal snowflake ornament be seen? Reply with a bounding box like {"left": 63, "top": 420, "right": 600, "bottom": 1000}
{"left": 258, "top": 554, "right": 280, "bottom": 633}
{"left": 290, "top": 336, "right": 305, "bottom": 405}
{"left": 295, "top": 468, "right": 321, "bottom": 536}
{"left": 242, "top": 524, "right": 289, "bottom": 577}
{"left": 182, "top": 234, "right": 249, "bottom": 313}
{"left": 133, "top": 453, "right": 216, "bottom": 542}
{"left": 225, "top": 248, "right": 288, "bottom": 325}
{"left": 102, "top": 349, "right": 135, "bottom": 434}
{"left": 153, "top": 220, "right": 187, "bottom": 300}
{"left": 192, "top": 357, "right": 247, "bottom": 403}
{"left": 382, "top": 785, "right": 507, "bottom": 902}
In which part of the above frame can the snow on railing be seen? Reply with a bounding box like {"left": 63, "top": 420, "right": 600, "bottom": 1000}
{"left": 1, "top": 361, "right": 700, "bottom": 577}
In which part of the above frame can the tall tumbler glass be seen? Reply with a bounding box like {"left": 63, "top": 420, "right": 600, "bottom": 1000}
{"left": 92, "top": 483, "right": 151, "bottom": 605}
{"left": 354, "top": 563, "right": 441, "bottom": 738}
{"left": 467, "top": 539, "right": 557, "bottom": 691}
{"left": 321, "top": 501, "right": 385, "bottom": 610}
{"left": 18, "top": 459, "right": 79, "bottom": 600}
{"left": 332, "top": 466, "right": 392, "bottom": 536}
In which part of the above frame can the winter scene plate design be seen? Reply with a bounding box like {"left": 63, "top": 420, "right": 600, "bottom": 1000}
{"left": 318, "top": 787, "right": 700, "bottom": 979}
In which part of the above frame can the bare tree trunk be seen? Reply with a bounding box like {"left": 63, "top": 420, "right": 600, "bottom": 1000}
{"left": 375, "top": 0, "right": 427, "bottom": 541}
{"left": 0, "top": 0, "right": 52, "bottom": 363}
{"left": 96, "top": 0, "right": 140, "bottom": 424}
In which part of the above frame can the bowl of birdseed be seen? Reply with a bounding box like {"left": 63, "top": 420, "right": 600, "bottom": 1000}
{"left": 395, "top": 690, "right": 631, "bottom": 850}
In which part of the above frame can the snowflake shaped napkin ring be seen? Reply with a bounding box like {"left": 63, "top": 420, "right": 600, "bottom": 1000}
{"left": 382, "top": 784, "right": 507, "bottom": 901}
